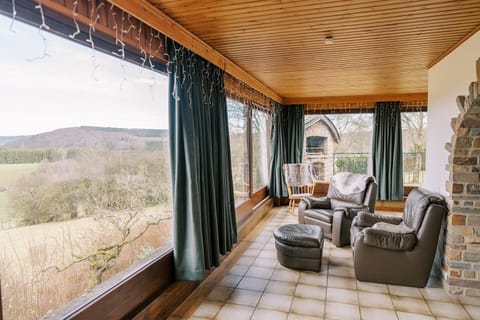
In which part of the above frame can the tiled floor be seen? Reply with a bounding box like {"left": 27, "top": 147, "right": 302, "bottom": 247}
{"left": 171, "top": 207, "right": 480, "bottom": 320}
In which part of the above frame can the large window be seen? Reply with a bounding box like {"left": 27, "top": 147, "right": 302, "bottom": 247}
{"left": 303, "top": 111, "right": 427, "bottom": 186}
{"left": 0, "top": 15, "right": 171, "bottom": 319}
{"left": 227, "top": 99, "right": 249, "bottom": 204}
{"left": 252, "top": 109, "right": 271, "bottom": 191}
{"left": 304, "top": 113, "right": 373, "bottom": 181}
{"left": 402, "top": 111, "right": 427, "bottom": 185}
{"left": 227, "top": 99, "right": 271, "bottom": 205}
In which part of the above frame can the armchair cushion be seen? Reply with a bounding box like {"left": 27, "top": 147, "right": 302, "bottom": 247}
{"left": 327, "top": 172, "right": 374, "bottom": 205}
{"left": 303, "top": 196, "right": 331, "bottom": 209}
{"left": 355, "top": 212, "right": 403, "bottom": 227}
{"left": 363, "top": 223, "right": 417, "bottom": 251}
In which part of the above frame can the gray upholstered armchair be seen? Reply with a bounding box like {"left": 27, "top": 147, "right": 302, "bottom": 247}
{"left": 351, "top": 188, "right": 448, "bottom": 287}
{"left": 298, "top": 173, "right": 377, "bottom": 247}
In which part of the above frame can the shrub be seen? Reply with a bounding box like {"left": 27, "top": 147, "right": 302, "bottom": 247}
{"left": 335, "top": 156, "right": 368, "bottom": 174}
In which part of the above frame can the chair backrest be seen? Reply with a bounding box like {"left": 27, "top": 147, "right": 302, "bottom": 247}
{"left": 403, "top": 188, "right": 446, "bottom": 233}
{"left": 282, "top": 163, "right": 315, "bottom": 187}
{"left": 328, "top": 172, "right": 377, "bottom": 212}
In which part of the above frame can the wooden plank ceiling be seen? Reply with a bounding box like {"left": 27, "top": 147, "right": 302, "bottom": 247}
{"left": 146, "top": 0, "right": 480, "bottom": 102}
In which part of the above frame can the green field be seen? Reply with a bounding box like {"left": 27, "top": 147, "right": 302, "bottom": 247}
{"left": 0, "top": 163, "right": 39, "bottom": 225}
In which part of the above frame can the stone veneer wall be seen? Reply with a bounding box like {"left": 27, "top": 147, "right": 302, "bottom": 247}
{"left": 444, "top": 58, "right": 480, "bottom": 296}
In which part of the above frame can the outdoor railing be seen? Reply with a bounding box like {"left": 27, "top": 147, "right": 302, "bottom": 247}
{"left": 305, "top": 152, "right": 425, "bottom": 186}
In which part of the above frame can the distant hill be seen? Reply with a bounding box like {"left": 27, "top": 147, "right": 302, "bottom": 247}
{"left": 0, "top": 135, "right": 32, "bottom": 147}
{"left": 1, "top": 126, "right": 168, "bottom": 151}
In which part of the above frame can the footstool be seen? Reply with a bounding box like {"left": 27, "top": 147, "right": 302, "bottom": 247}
{"left": 273, "top": 224, "right": 324, "bottom": 272}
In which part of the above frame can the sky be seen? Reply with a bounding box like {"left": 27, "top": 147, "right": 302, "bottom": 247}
{"left": 0, "top": 14, "right": 169, "bottom": 136}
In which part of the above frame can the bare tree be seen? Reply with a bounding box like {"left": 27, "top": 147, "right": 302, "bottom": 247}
{"left": 327, "top": 114, "right": 373, "bottom": 153}
{"left": 44, "top": 174, "right": 171, "bottom": 288}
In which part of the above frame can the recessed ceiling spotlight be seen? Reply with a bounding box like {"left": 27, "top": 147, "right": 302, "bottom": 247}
{"left": 325, "top": 35, "right": 334, "bottom": 44}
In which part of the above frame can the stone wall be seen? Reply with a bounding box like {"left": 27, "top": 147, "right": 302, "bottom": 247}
{"left": 444, "top": 58, "right": 480, "bottom": 296}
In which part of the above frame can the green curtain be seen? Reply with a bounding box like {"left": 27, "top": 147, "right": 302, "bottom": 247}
{"left": 269, "top": 102, "right": 305, "bottom": 198}
{"left": 372, "top": 101, "right": 404, "bottom": 200}
{"left": 168, "top": 40, "right": 237, "bottom": 280}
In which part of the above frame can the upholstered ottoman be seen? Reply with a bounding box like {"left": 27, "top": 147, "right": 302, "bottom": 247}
{"left": 273, "top": 224, "right": 324, "bottom": 272}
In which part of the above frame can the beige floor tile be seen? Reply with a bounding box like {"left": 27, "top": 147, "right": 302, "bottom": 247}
{"left": 237, "top": 255, "right": 255, "bottom": 266}
{"left": 271, "top": 269, "right": 301, "bottom": 282}
{"left": 237, "top": 276, "right": 268, "bottom": 292}
{"left": 427, "top": 300, "right": 471, "bottom": 320}
{"left": 295, "top": 284, "right": 327, "bottom": 300}
{"left": 257, "top": 292, "right": 293, "bottom": 312}
{"left": 356, "top": 281, "right": 389, "bottom": 294}
{"left": 192, "top": 300, "right": 223, "bottom": 318}
{"left": 327, "top": 275, "right": 357, "bottom": 290}
{"left": 253, "top": 257, "right": 278, "bottom": 268}
{"left": 218, "top": 274, "right": 242, "bottom": 287}
{"left": 245, "top": 266, "right": 274, "bottom": 279}
{"left": 265, "top": 279, "right": 297, "bottom": 295}
{"left": 391, "top": 296, "right": 431, "bottom": 315}
{"left": 420, "top": 287, "right": 458, "bottom": 302}
{"left": 228, "top": 264, "right": 249, "bottom": 276}
{"left": 243, "top": 248, "right": 261, "bottom": 257}
{"left": 358, "top": 291, "right": 394, "bottom": 309}
{"left": 251, "top": 308, "right": 288, "bottom": 320}
{"left": 290, "top": 297, "right": 325, "bottom": 317}
{"left": 287, "top": 314, "right": 322, "bottom": 320}
{"left": 248, "top": 241, "right": 265, "bottom": 249}
{"left": 464, "top": 304, "right": 480, "bottom": 320}
{"left": 388, "top": 284, "right": 423, "bottom": 298}
{"left": 459, "top": 295, "right": 480, "bottom": 307}
{"left": 255, "top": 235, "right": 271, "bottom": 244}
{"left": 396, "top": 311, "right": 435, "bottom": 320}
{"left": 328, "top": 265, "right": 355, "bottom": 278}
{"left": 227, "top": 288, "right": 262, "bottom": 306}
{"left": 299, "top": 272, "right": 328, "bottom": 286}
{"left": 258, "top": 249, "right": 277, "bottom": 259}
{"left": 326, "top": 287, "right": 358, "bottom": 305}
{"left": 324, "top": 301, "right": 360, "bottom": 320}
{"left": 206, "top": 286, "right": 234, "bottom": 302}
{"left": 360, "top": 306, "right": 397, "bottom": 320}
{"left": 329, "top": 246, "right": 352, "bottom": 258}
{"left": 215, "top": 303, "right": 255, "bottom": 320}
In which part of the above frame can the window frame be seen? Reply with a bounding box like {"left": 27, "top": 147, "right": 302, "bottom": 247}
{"left": 227, "top": 97, "right": 272, "bottom": 208}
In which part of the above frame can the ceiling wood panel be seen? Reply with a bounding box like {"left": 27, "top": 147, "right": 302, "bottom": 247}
{"left": 145, "top": 0, "right": 480, "bottom": 101}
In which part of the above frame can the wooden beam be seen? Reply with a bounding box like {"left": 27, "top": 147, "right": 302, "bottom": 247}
{"left": 107, "top": 0, "right": 282, "bottom": 103}
{"left": 283, "top": 92, "right": 428, "bottom": 105}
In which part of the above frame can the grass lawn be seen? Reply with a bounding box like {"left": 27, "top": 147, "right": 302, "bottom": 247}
{"left": 0, "top": 163, "right": 39, "bottom": 224}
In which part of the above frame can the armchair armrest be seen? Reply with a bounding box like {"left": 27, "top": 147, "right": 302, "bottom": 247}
{"left": 355, "top": 212, "right": 403, "bottom": 227}
{"left": 303, "top": 196, "right": 331, "bottom": 209}
{"left": 335, "top": 206, "right": 368, "bottom": 219}
{"left": 363, "top": 223, "right": 417, "bottom": 251}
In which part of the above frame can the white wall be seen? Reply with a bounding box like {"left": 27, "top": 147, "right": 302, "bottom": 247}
{"left": 424, "top": 31, "right": 480, "bottom": 194}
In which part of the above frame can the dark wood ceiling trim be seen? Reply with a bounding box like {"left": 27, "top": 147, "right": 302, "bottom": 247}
{"left": 107, "top": 0, "right": 283, "bottom": 103}
{"left": 283, "top": 93, "right": 428, "bottom": 105}
{"left": 428, "top": 24, "right": 480, "bottom": 69}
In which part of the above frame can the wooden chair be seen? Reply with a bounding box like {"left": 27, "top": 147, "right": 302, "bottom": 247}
{"left": 282, "top": 163, "right": 315, "bottom": 212}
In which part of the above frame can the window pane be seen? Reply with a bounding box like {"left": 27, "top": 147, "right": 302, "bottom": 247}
{"left": 0, "top": 16, "right": 171, "bottom": 319}
{"left": 252, "top": 109, "right": 271, "bottom": 191}
{"left": 304, "top": 114, "right": 373, "bottom": 181}
{"left": 402, "top": 112, "right": 427, "bottom": 186}
{"left": 227, "top": 99, "right": 249, "bottom": 204}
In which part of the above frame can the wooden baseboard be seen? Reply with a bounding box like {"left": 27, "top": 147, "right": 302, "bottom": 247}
{"left": 375, "top": 200, "right": 404, "bottom": 212}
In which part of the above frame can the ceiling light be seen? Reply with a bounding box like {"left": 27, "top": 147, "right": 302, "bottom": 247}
{"left": 325, "top": 36, "right": 334, "bottom": 44}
